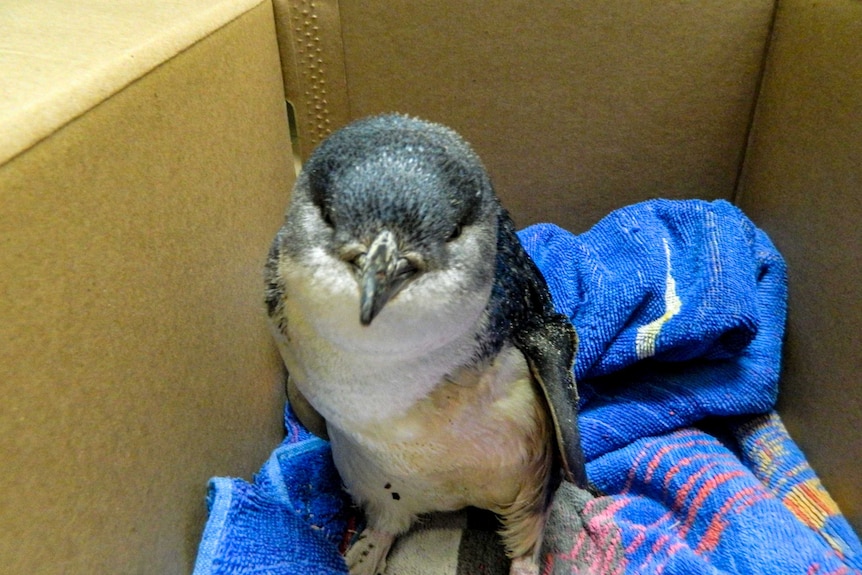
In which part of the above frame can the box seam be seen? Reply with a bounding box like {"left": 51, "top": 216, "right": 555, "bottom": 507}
{"left": 732, "top": 0, "right": 780, "bottom": 205}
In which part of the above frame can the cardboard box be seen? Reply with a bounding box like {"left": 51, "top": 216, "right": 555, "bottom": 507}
{"left": 1, "top": 0, "right": 859, "bottom": 572}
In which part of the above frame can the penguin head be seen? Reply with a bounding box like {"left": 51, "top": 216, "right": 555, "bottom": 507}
{"left": 279, "top": 114, "right": 501, "bottom": 335}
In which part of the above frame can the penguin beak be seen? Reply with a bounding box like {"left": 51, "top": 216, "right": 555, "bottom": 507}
{"left": 358, "top": 230, "right": 417, "bottom": 326}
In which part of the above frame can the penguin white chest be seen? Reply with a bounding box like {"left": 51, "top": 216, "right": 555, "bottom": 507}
{"left": 277, "top": 248, "right": 492, "bottom": 425}
{"left": 327, "top": 345, "right": 551, "bottom": 531}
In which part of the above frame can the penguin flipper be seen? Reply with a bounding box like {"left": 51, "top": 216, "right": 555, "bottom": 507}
{"left": 515, "top": 316, "right": 587, "bottom": 488}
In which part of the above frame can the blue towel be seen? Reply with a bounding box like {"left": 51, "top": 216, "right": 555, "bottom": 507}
{"left": 519, "top": 199, "right": 785, "bottom": 460}
{"left": 193, "top": 199, "right": 862, "bottom": 574}
{"left": 192, "top": 419, "right": 350, "bottom": 575}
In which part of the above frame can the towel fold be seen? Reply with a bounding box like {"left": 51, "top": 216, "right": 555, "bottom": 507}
{"left": 193, "top": 199, "right": 861, "bottom": 575}
{"left": 518, "top": 199, "right": 786, "bottom": 460}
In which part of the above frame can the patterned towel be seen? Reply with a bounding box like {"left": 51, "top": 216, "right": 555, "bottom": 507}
{"left": 192, "top": 199, "right": 861, "bottom": 575}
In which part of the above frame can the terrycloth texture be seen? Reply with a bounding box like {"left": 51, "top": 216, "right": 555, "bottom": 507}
{"left": 192, "top": 416, "right": 351, "bottom": 575}
{"left": 519, "top": 199, "right": 785, "bottom": 460}
{"left": 193, "top": 199, "right": 862, "bottom": 574}
{"left": 544, "top": 414, "right": 862, "bottom": 574}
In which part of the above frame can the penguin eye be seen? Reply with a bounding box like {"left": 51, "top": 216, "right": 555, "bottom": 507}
{"left": 394, "top": 258, "right": 419, "bottom": 281}
{"left": 350, "top": 253, "right": 366, "bottom": 272}
{"left": 446, "top": 224, "right": 462, "bottom": 243}
{"left": 340, "top": 245, "right": 367, "bottom": 272}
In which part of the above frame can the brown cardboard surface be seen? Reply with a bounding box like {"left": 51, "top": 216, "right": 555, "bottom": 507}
{"left": 278, "top": 1, "right": 775, "bottom": 232}
{"left": 738, "top": 0, "right": 862, "bottom": 532}
{"left": 0, "top": 0, "right": 263, "bottom": 166}
{"left": 0, "top": 2, "right": 291, "bottom": 573}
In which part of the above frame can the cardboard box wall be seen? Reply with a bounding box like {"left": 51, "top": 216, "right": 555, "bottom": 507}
{"left": 0, "top": 0, "right": 859, "bottom": 573}
{"left": 0, "top": 1, "right": 291, "bottom": 573}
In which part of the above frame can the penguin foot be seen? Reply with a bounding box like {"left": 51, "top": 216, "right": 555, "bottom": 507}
{"left": 345, "top": 528, "right": 395, "bottom": 575}
{"left": 509, "top": 556, "right": 540, "bottom": 575}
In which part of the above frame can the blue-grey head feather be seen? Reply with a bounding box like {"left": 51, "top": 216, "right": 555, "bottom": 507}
{"left": 303, "top": 114, "right": 494, "bottom": 256}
